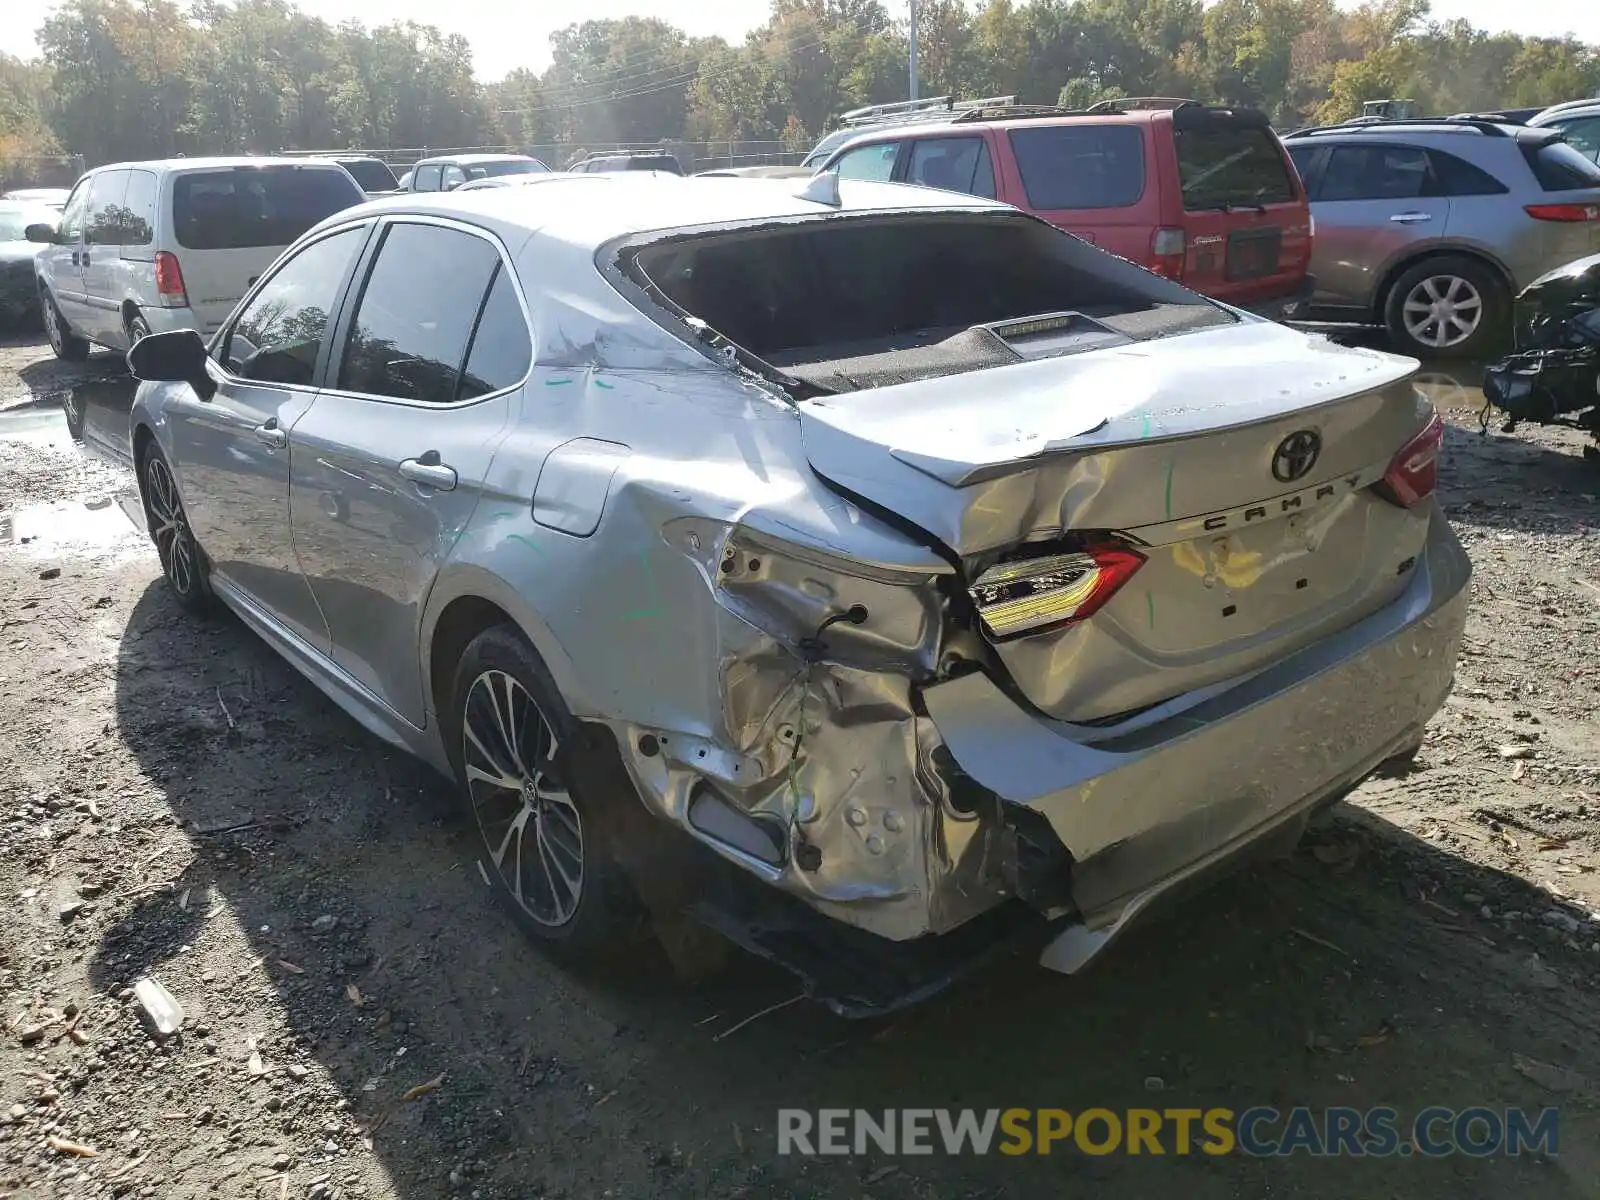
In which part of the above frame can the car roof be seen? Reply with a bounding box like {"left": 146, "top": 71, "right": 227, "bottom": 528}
{"left": 1282, "top": 119, "right": 1543, "bottom": 143}
{"left": 817, "top": 107, "right": 1177, "bottom": 163}
{"left": 88, "top": 156, "right": 355, "bottom": 174}
{"left": 416, "top": 153, "right": 534, "bottom": 166}
{"left": 334, "top": 173, "right": 1005, "bottom": 249}
{"left": 1530, "top": 99, "right": 1600, "bottom": 125}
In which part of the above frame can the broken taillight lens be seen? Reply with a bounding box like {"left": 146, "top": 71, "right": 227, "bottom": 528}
{"left": 1378, "top": 411, "right": 1445, "bottom": 507}
{"left": 969, "top": 544, "right": 1145, "bottom": 642}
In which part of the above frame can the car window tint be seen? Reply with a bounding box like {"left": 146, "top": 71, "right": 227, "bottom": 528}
{"left": 905, "top": 138, "right": 995, "bottom": 198}
{"left": 1522, "top": 139, "right": 1600, "bottom": 190}
{"left": 173, "top": 168, "right": 362, "bottom": 250}
{"left": 1553, "top": 117, "right": 1600, "bottom": 163}
{"left": 223, "top": 226, "right": 364, "bottom": 386}
{"left": 834, "top": 142, "right": 900, "bottom": 182}
{"left": 57, "top": 181, "right": 89, "bottom": 242}
{"left": 1427, "top": 150, "right": 1507, "bottom": 196}
{"left": 1319, "top": 145, "right": 1427, "bottom": 201}
{"left": 457, "top": 266, "right": 531, "bottom": 400}
{"left": 120, "top": 170, "right": 157, "bottom": 246}
{"left": 1174, "top": 125, "right": 1295, "bottom": 208}
{"left": 84, "top": 171, "right": 129, "bottom": 246}
{"left": 1287, "top": 144, "right": 1318, "bottom": 185}
{"left": 1007, "top": 125, "right": 1145, "bottom": 209}
{"left": 338, "top": 160, "right": 397, "bottom": 191}
{"left": 338, "top": 223, "right": 501, "bottom": 404}
{"left": 443, "top": 165, "right": 467, "bottom": 188}
{"left": 414, "top": 164, "right": 442, "bottom": 191}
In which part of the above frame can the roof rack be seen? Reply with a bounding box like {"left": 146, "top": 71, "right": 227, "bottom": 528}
{"left": 838, "top": 94, "right": 1018, "bottom": 128}
{"left": 1086, "top": 96, "right": 1198, "bottom": 113}
{"left": 951, "top": 104, "right": 1081, "bottom": 123}
{"left": 1285, "top": 117, "right": 1514, "bottom": 138}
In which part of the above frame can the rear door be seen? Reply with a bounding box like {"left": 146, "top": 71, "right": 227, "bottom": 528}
{"left": 1001, "top": 122, "right": 1152, "bottom": 257}
{"left": 901, "top": 135, "right": 998, "bottom": 200}
{"left": 289, "top": 219, "right": 524, "bottom": 726}
{"left": 1166, "top": 113, "right": 1310, "bottom": 307}
{"left": 1304, "top": 142, "right": 1449, "bottom": 311}
{"left": 79, "top": 170, "right": 129, "bottom": 344}
{"left": 168, "top": 164, "right": 366, "bottom": 336}
{"left": 113, "top": 168, "right": 159, "bottom": 344}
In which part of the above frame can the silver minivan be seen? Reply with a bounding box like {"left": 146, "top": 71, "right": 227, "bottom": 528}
{"left": 29, "top": 157, "right": 365, "bottom": 360}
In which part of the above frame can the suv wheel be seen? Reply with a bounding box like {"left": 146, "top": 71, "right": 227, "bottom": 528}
{"left": 1384, "top": 256, "right": 1508, "bottom": 360}
{"left": 41, "top": 290, "right": 89, "bottom": 362}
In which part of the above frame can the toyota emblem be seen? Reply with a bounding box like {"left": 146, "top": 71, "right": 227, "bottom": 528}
{"left": 1271, "top": 429, "right": 1322, "bottom": 483}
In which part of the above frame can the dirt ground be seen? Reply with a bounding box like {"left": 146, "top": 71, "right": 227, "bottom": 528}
{"left": 3, "top": 330, "right": 1600, "bottom": 1199}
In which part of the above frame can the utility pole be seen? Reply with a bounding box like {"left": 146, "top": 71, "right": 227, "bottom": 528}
{"left": 908, "top": 0, "right": 919, "bottom": 101}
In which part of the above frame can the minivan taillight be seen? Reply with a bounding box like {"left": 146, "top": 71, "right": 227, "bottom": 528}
{"left": 1378, "top": 412, "right": 1445, "bottom": 507}
{"left": 969, "top": 544, "right": 1146, "bottom": 642}
{"left": 154, "top": 251, "right": 188, "bottom": 307}
{"left": 1150, "top": 227, "right": 1186, "bottom": 279}
{"left": 1524, "top": 203, "right": 1600, "bottom": 223}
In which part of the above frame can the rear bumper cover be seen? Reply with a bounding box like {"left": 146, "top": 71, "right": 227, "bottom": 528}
{"left": 923, "top": 502, "right": 1469, "bottom": 973}
{"left": 1239, "top": 273, "right": 1316, "bottom": 321}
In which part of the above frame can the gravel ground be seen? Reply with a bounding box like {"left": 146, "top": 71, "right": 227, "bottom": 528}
{"left": 2, "top": 332, "right": 1600, "bottom": 1199}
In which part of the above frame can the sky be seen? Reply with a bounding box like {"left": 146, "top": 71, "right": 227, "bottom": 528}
{"left": 1, "top": 0, "right": 1596, "bottom": 81}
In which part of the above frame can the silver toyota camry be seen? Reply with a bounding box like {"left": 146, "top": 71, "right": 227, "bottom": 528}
{"left": 121, "top": 173, "right": 1470, "bottom": 1013}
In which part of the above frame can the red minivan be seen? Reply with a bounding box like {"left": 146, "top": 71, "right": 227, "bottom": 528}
{"left": 819, "top": 99, "right": 1315, "bottom": 319}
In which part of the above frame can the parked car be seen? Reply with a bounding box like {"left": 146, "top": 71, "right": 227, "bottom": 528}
{"left": 396, "top": 169, "right": 414, "bottom": 190}
{"left": 312, "top": 155, "right": 403, "bottom": 196}
{"left": 28, "top": 157, "right": 366, "bottom": 361}
{"left": 815, "top": 98, "right": 1315, "bottom": 321}
{"left": 1283, "top": 118, "right": 1600, "bottom": 358}
{"left": 696, "top": 165, "right": 812, "bottom": 179}
{"left": 406, "top": 153, "right": 550, "bottom": 192}
{"left": 113, "top": 174, "right": 1468, "bottom": 1009}
{"left": 1528, "top": 98, "right": 1600, "bottom": 163}
{"left": 568, "top": 150, "right": 684, "bottom": 175}
{"left": 0, "top": 201, "right": 57, "bottom": 328}
{"left": 800, "top": 94, "right": 1020, "bottom": 169}
{"left": 3, "top": 187, "right": 71, "bottom": 211}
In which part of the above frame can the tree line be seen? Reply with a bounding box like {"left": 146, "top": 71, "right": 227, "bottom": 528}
{"left": 1, "top": 0, "right": 1597, "bottom": 175}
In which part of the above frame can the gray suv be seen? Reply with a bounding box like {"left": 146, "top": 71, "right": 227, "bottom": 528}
{"left": 1283, "top": 119, "right": 1600, "bottom": 358}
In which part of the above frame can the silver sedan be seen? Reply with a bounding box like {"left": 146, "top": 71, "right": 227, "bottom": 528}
{"left": 120, "top": 174, "right": 1469, "bottom": 1013}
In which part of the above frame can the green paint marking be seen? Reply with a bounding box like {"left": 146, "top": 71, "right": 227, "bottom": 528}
{"left": 506, "top": 533, "right": 544, "bottom": 557}
{"left": 544, "top": 378, "right": 574, "bottom": 387}
{"left": 1163, "top": 459, "right": 1175, "bottom": 520}
{"left": 1141, "top": 413, "right": 1152, "bottom": 439}
{"left": 1146, "top": 590, "right": 1156, "bottom": 630}
{"left": 593, "top": 378, "right": 616, "bottom": 390}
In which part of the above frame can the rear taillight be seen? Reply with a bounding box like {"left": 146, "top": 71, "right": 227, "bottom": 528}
{"left": 1524, "top": 203, "right": 1600, "bottom": 223}
{"left": 1379, "top": 412, "right": 1445, "bottom": 507}
{"left": 154, "top": 251, "right": 188, "bottom": 307}
{"left": 1150, "top": 227, "right": 1186, "bottom": 279}
{"left": 969, "top": 544, "right": 1145, "bottom": 642}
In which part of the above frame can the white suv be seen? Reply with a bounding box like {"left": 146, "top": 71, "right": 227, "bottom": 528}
{"left": 28, "top": 157, "right": 365, "bottom": 361}
{"left": 1529, "top": 99, "right": 1600, "bottom": 164}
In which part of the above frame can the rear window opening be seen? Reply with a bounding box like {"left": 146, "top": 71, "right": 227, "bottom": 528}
{"left": 336, "top": 159, "right": 399, "bottom": 192}
{"left": 620, "top": 212, "right": 1235, "bottom": 394}
{"left": 1174, "top": 124, "right": 1296, "bottom": 209}
{"left": 173, "top": 167, "right": 364, "bottom": 250}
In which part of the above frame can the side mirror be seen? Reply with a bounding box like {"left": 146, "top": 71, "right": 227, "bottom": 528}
{"left": 127, "top": 329, "right": 216, "bottom": 401}
{"left": 25, "top": 223, "right": 58, "bottom": 244}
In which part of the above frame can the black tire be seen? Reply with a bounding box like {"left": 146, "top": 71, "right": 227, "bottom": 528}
{"left": 1383, "top": 256, "right": 1509, "bottom": 360}
{"left": 448, "top": 625, "right": 639, "bottom": 958}
{"left": 138, "top": 442, "right": 213, "bottom": 613}
{"left": 126, "top": 310, "right": 152, "bottom": 347}
{"left": 41, "top": 288, "right": 89, "bottom": 362}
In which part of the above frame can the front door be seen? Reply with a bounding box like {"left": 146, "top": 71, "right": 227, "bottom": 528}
{"left": 166, "top": 223, "right": 371, "bottom": 649}
{"left": 290, "top": 219, "right": 526, "bottom": 727}
{"left": 80, "top": 169, "right": 130, "bottom": 345}
{"left": 45, "top": 178, "right": 91, "bottom": 333}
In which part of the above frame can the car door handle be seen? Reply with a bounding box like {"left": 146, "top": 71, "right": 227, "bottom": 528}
{"left": 254, "top": 422, "right": 287, "bottom": 450}
{"left": 1389, "top": 212, "right": 1433, "bottom": 224}
{"left": 399, "top": 456, "right": 458, "bottom": 491}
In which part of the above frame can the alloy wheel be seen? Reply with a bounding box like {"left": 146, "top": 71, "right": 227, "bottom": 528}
{"left": 462, "top": 669, "right": 584, "bottom": 927}
{"left": 42, "top": 298, "right": 63, "bottom": 353}
{"left": 145, "top": 455, "right": 197, "bottom": 597}
{"left": 1402, "top": 275, "right": 1483, "bottom": 350}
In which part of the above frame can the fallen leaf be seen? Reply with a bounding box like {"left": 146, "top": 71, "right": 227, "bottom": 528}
{"left": 46, "top": 1135, "right": 98, "bottom": 1158}
{"left": 277, "top": 960, "right": 304, "bottom": 975}
{"left": 1499, "top": 744, "right": 1536, "bottom": 760}
{"left": 1537, "top": 838, "right": 1570, "bottom": 852}
{"left": 402, "top": 1073, "right": 444, "bottom": 1102}
{"left": 346, "top": 983, "right": 364, "bottom": 1008}
{"left": 1512, "top": 760, "right": 1528, "bottom": 782}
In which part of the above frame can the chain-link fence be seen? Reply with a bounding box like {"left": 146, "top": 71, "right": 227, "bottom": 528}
{"left": 277, "top": 140, "right": 804, "bottom": 174}
{"left": 0, "top": 154, "right": 87, "bottom": 193}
